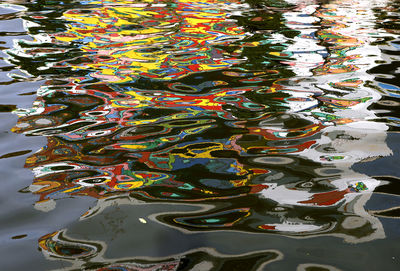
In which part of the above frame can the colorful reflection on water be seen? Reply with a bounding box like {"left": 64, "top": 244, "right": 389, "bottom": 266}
{"left": 2, "top": 0, "right": 400, "bottom": 269}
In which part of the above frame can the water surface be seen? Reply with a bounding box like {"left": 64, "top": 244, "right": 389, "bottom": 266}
{"left": 1, "top": 0, "right": 400, "bottom": 270}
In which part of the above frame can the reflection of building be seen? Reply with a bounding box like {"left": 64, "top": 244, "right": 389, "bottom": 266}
{"left": 53, "top": 0, "right": 249, "bottom": 83}
{"left": 9, "top": 0, "right": 393, "bottom": 249}
{"left": 258, "top": 0, "right": 392, "bottom": 242}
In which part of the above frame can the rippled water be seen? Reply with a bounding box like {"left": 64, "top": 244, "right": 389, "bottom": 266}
{"left": 1, "top": 0, "right": 400, "bottom": 270}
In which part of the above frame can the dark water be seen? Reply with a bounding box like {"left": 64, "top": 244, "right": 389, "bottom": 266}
{"left": 1, "top": 0, "right": 400, "bottom": 270}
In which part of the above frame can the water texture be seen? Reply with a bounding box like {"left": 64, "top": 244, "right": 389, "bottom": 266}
{"left": 1, "top": 0, "right": 400, "bottom": 270}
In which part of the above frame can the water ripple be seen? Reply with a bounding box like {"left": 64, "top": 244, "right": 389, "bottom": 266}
{"left": 4, "top": 0, "right": 400, "bottom": 268}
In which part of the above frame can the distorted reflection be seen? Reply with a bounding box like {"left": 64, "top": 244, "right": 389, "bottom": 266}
{"left": 39, "top": 229, "right": 281, "bottom": 270}
{"left": 7, "top": 0, "right": 400, "bottom": 267}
